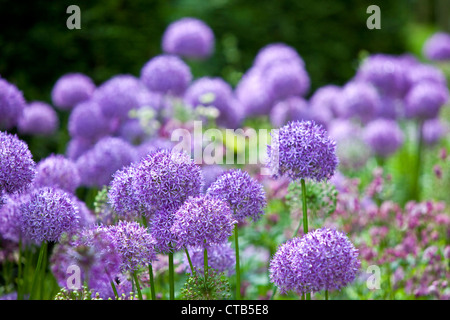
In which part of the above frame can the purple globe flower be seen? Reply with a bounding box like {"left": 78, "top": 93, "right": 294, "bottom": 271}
{"left": 136, "top": 137, "right": 175, "bottom": 160}
{"left": 68, "top": 100, "right": 113, "bottom": 142}
{"left": 171, "top": 195, "right": 237, "bottom": 250}
{"left": 140, "top": 54, "right": 192, "bottom": 97}
{"left": 270, "top": 96, "right": 310, "bottom": 128}
{"left": 0, "top": 131, "right": 36, "bottom": 194}
{"left": 65, "top": 137, "right": 95, "bottom": 161}
{"left": 422, "top": 118, "right": 447, "bottom": 146}
{"left": 17, "top": 101, "right": 59, "bottom": 136}
{"left": 334, "top": 81, "right": 381, "bottom": 124}
{"left": 355, "top": 54, "right": 410, "bottom": 97}
{"left": 309, "top": 85, "right": 341, "bottom": 118}
{"left": 269, "top": 228, "right": 360, "bottom": 295}
{"left": 375, "top": 95, "right": 402, "bottom": 120}
{"left": 423, "top": 32, "right": 450, "bottom": 61}
{"left": 19, "top": 187, "right": 80, "bottom": 243}
{"left": 147, "top": 210, "right": 177, "bottom": 254}
{"left": 253, "top": 43, "right": 305, "bottom": 71}
{"left": 206, "top": 169, "right": 267, "bottom": 223}
{"left": 0, "top": 192, "right": 31, "bottom": 242}
{"left": 162, "top": 17, "right": 214, "bottom": 60}
{"left": 99, "top": 221, "right": 157, "bottom": 273}
{"left": 184, "top": 243, "right": 235, "bottom": 276}
{"left": 131, "top": 149, "right": 204, "bottom": 216}
{"left": 76, "top": 137, "right": 138, "bottom": 188}
{"left": 266, "top": 120, "right": 338, "bottom": 182}
{"left": 407, "top": 63, "right": 447, "bottom": 88}
{"left": 363, "top": 119, "right": 404, "bottom": 158}
{"left": 51, "top": 73, "right": 96, "bottom": 111}
{"left": 201, "top": 164, "right": 226, "bottom": 191}
{"left": 0, "top": 78, "right": 26, "bottom": 130}
{"left": 33, "top": 154, "right": 81, "bottom": 194}
{"left": 404, "top": 81, "right": 449, "bottom": 120}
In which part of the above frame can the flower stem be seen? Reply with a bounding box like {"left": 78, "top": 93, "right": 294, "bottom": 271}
{"left": 133, "top": 270, "right": 143, "bottom": 300}
{"left": 185, "top": 247, "right": 195, "bottom": 276}
{"left": 203, "top": 243, "right": 208, "bottom": 285}
{"left": 300, "top": 178, "right": 311, "bottom": 301}
{"left": 325, "top": 290, "right": 328, "bottom": 300}
{"left": 111, "top": 280, "right": 119, "bottom": 300}
{"left": 412, "top": 120, "right": 424, "bottom": 201}
{"left": 234, "top": 224, "right": 241, "bottom": 300}
{"left": 17, "top": 237, "right": 23, "bottom": 300}
{"left": 168, "top": 251, "right": 175, "bottom": 300}
{"left": 148, "top": 264, "right": 156, "bottom": 300}
{"left": 30, "top": 242, "right": 47, "bottom": 300}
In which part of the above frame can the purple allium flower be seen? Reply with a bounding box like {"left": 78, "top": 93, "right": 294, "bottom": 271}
{"left": 184, "top": 243, "right": 235, "bottom": 276}
{"left": 206, "top": 169, "right": 266, "bottom": 223}
{"left": 147, "top": 210, "right": 177, "bottom": 254}
{"left": 423, "top": 32, "right": 450, "bottom": 61}
{"left": 65, "top": 137, "right": 95, "bottom": 161}
{"left": 131, "top": 149, "right": 204, "bottom": 216}
{"left": 76, "top": 137, "right": 138, "bottom": 188}
{"left": 19, "top": 187, "right": 80, "bottom": 243}
{"left": 269, "top": 96, "right": 310, "bottom": 128}
{"left": 422, "top": 118, "right": 447, "bottom": 146}
{"left": 140, "top": 54, "right": 192, "bottom": 97}
{"left": 17, "top": 101, "right": 59, "bottom": 136}
{"left": 334, "top": 81, "right": 380, "bottom": 124}
{"left": 33, "top": 154, "right": 81, "bottom": 194}
{"left": 162, "top": 17, "right": 214, "bottom": 60}
{"left": 266, "top": 120, "right": 338, "bottom": 182}
{"left": 407, "top": 64, "right": 447, "bottom": 88}
{"left": 253, "top": 43, "right": 305, "bottom": 71}
{"left": 404, "top": 81, "right": 449, "bottom": 120}
{"left": 269, "top": 227, "right": 360, "bottom": 295}
{"left": 308, "top": 85, "right": 341, "bottom": 118}
{"left": 171, "top": 195, "right": 237, "bottom": 250}
{"left": 0, "top": 131, "right": 36, "bottom": 194}
{"left": 0, "top": 192, "right": 31, "bottom": 242}
{"left": 51, "top": 73, "right": 96, "bottom": 110}
{"left": 93, "top": 75, "right": 150, "bottom": 121}
{"left": 0, "top": 78, "right": 26, "bottom": 130}
{"left": 363, "top": 119, "right": 404, "bottom": 158}
{"left": 99, "top": 220, "right": 157, "bottom": 273}
{"left": 375, "top": 95, "right": 402, "bottom": 120}
{"left": 201, "top": 164, "right": 226, "bottom": 191}
{"left": 355, "top": 54, "right": 410, "bottom": 97}
{"left": 136, "top": 137, "right": 175, "bottom": 160}
{"left": 68, "top": 100, "right": 112, "bottom": 142}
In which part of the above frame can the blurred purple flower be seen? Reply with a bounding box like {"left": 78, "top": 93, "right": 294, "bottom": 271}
{"left": 404, "top": 81, "right": 449, "bottom": 120}
{"left": 51, "top": 73, "right": 95, "bottom": 111}
{"left": 423, "top": 32, "right": 450, "bottom": 61}
{"left": 17, "top": 101, "right": 59, "bottom": 136}
{"left": 0, "top": 78, "right": 26, "bottom": 130}
{"left": 363, "top": 119, "right": 404, "bottom": 158}
{"left": 184, "top": 242, "right": 235, "bottom": 276}
{"left": 253, "top": 43, "right": 305, "bottom": 71}
{"left": 269, "top": 96, "right": 310, "bottom": 128}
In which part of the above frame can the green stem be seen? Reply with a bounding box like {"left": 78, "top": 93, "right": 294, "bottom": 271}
{"left": 301, "top": 178, "right": 311, "bottom": 301}
{"left": 325, "top": 290, "right": 328, "bottom": 300}
{"left": 17, "top": 237, "right": 23, "bottom": 300}
{"left": 185, "top": 248, "right": 195, "bottom": 276}
{"left": 148, "top": 264, "right": 156, "bottom": 300}
{"left": 30, "top": 242, "right": 47, "bottom": 300}
{"left": 412, "top": 120, "right": 424, "bottom": 201}
{"left": 111, "top": 280, "right": 119, "bottom": 300}
{"left": 168, "top": 251, "right": 174, "bottom": 300}
{"left": 234, "top": 224, "right": 241, "bottom": 300}
{"left": 133, "top": 271, "right": 143, "bottom": 300}
{"left": 203, "top": 243, "right": 208, "bottom": 285}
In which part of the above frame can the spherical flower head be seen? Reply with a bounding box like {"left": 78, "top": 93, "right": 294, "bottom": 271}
{"left": 266, "top": 120, "right": 338, "bottom": 182}
{"left": 162, "top": 17, "right": 214, "bottom": 60}
{"left": 404, "top": 81, "right": 449, "bottom": 120}
{"left": 51, "top": 73, "right": 96, "bottom": 110}
{"left": 184, "top": 243, "right": 235, "bottom": 276}
{"left": 33, "top": 154, "right": 81, "bottom": 194}
{"left": 100, "top": 220, "right": 157, "bottom": 273}
{"left": 406, "top": 63, "right": 447, "bottom": 88}
{"left": 206, "top": 168, "right": 266, "bottom": 223}
{"left": 0, "top": 192, "right": 31, "bottom": 242}
{"left": 201, "top": 164, "right": 225, "bottom": 190}
{"left": 93, "top": 74, "right": 149, "bottom": 120}
{"left": 335, "top": 81, "right": 380, "bottom": 124}
{"left": 355, "top": 54, "right": 410, "bottom": 97}
{"left": 140, "top": 54, "right": 192, "bottom": 97}
{"left": 65, "top": 137, "right": 95, "bottom": 161}
{"left": 363, "top": 119, "right": 404, "bottom": 158}
{"left": 171, "top": 195, "right": 237, "bottom": 250}
{"left": 253, "top": 43, "right": 305, "bottom": 71}
{"left": 270, "top": 96, "right": 310, "bottom": 128}
{"left": 0, "top": 131, "right": 36, "bottom": 194}
{"left": 68, "top": 100, "right": 112, "bottom": 142}
{"left": 422, "top": 118, "right": 447, "bottom": 146}
{"left": 19, "top": 187, "right": 80, "bottom": 243}
{"left": 132, "top": 148, "right": 204, "bottom": 216}
{"left": 308, "top": 85, "right": 341, "bottom": 118}
{"left": 423, "top": 32, "right": 450, "bottom": 61}
{"left": 0, "top": 78, "right": 26, "bottom": 130}
{"left": 269, "top": 228, "right": 360, "bottom": 295}
{"left": 17, "top": 101, "right": 59, "bottom": 136}
{"left": 147, "top": 210, "right": 177, "bottom": 254}
{"left": 76, "top": 137, "right": 138, "bottom": 188}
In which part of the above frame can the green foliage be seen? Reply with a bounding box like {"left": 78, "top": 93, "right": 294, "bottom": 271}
{"left": 180, "top": 268, "right": 231, "bottom": 300}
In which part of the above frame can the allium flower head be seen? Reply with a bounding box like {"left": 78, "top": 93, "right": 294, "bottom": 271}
{"left": 33, "top": 154, "right": 81, "bottom": 194}
{"left": 132, "top": 149, "right": 204, "bottom": 216}
{"left": 76, "top": 137, "right": 138, "bottom": 188}
{"left": 171, "top": 195, "right": 237, "bottom": 250}
{"left": 99, "top": 221, "right": 157, "bottom": 273}
{"left": 201, "top": 164, "right": 225, "bottom": 190}
{"left": 253, "top": 43, "right": 305, "bottom": 71}
{"left": 19, "top": 187, "right": 80, "bottom": 243}
{"left": 51, "top": 73, "right": 95, "bottom": 110}
{"left": 407, "top": 64, "right": 447, "bottom": 88}
{"left": 68, "top": 100, "right": 112, "bottom": 142}
{"left": 140, "top": 54, "right": 192, "bottom": 97}
{"left": 0, "top": 78, "right": 26, "bottom": 130}
{"left": 184, "top": 243, "right": 235, "bottom": 276}
{"left": 0, "top": 192, "right": 31, "bottom": 242}
{"left": 363, "top": 119, "right": 404, "bottom": 158}
{"left": 65, "top": 137, "right": 94, "bottom": 161}
{"left": 269, "top": 228, "right": 360, "bottom": 295}
{"left": 422, "top": 118, "right": 447, "bottom": 146}
{"left": 308, "top": 85, "right": 341, "bottom": 119}
{"left": 270, "top": 96, "right": 310, "bottom": 128}
{"left": 266, "top": 120, "right": 338, "bottom": 182}
{"left": 17, "top": 101, "right": 59, "bottom": 136}
{"left": 0, "top": 131, "right": 36, "bottom": 194}
{"left": 423, "top": 32, "right": 450, "bottom": 61}
{"left": 404, "top": 81, "right": 449, "bottom": 120}
{"left": 206, "top": 169, "right": 266, "bottom": 223}
{"left": 162, "top": 17, "right": 214, "bottom": 60}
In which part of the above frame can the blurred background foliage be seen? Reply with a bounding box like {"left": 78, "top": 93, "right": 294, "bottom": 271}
{"left": 1, "top": 0, "right": 447, "bottom": 105}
